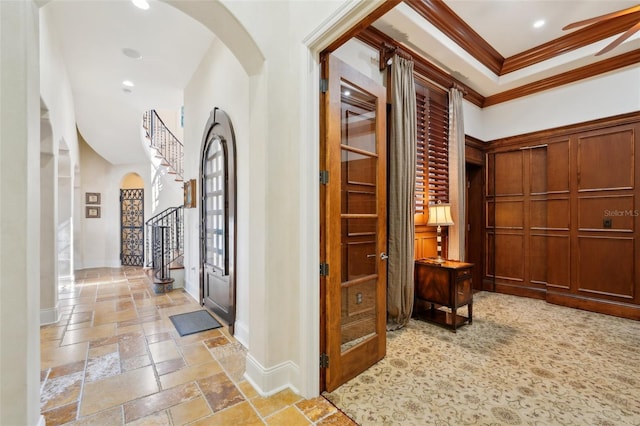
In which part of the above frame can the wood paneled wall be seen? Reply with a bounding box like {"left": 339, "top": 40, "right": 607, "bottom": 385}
{"left": 486, "top": 112, "right": 640, "bottom": 320}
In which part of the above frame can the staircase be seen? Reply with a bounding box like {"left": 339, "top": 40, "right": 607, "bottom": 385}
{"left": 143, "top": 110, "right": 184, "bottom": 182}
{"left": 145, "top": 206, "right": 184, "bottom": 293}
{"left": 142, "top": 109, "right": 185, "bottom": 293}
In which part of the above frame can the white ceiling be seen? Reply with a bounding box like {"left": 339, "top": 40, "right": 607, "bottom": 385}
{"left": 45, "top": 0, "right": 214, "bottom": 164}
{"left": 45, "top": 0, "right": 639, "bottom": 165}
{"left": 374, "top": 1, "right": 640, "bottom": 97}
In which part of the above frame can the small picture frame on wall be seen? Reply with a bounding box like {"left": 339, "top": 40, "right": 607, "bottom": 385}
{"left": 86, "top": 206, "right": 101, "bottom": 218}
{"left": 184, "top": 179, "right": 196, "bottom": 208}
{"left": 86, "top": 192, "right": 101, "bottom": 205}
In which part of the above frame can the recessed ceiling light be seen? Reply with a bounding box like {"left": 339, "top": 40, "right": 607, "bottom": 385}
{"left": 122, "top": 80, "right": 135, "bottom": 87}
{"left": 122, "top": 48, "right": 142, "bottom": 60}
{"left": 533, "top": 19, "right": 546, "bottom": 29}
{"left": 132, "top": 0, "right": 150, "bottom": 10}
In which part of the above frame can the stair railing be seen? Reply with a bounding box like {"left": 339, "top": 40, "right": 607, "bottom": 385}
{"left": 144, "top": 206, "right": 184, "bottom": 283}
{"left": 142, "top": 110, "right": 184, "bottom": 180}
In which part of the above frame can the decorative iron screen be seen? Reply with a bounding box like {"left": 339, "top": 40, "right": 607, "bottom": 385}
{"left": 121, "top": 188, "right": 144, "bottom": 266}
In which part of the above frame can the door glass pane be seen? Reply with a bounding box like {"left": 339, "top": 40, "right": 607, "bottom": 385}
{"left": 204, "top": 136, "right": 227, "bottom": 273}
{"left": 340, "top": 81, "right": 378, "bottom": 353}
{"left": 341, "top": 82, "right": 376, "bottom": 154}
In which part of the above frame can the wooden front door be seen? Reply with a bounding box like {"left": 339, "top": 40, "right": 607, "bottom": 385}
{"left": 321, "top": 54, "right": 387, "bottom": 392}
{"left": 200, "top": 108, "right": 237, "bottom": 333}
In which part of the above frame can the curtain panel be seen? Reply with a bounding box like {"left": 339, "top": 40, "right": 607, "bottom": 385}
{"left": 387, "top": 55, "right": 417, "bottom": 330}
{"left": 448, "top": 87, "right": 465, "bottom": 261}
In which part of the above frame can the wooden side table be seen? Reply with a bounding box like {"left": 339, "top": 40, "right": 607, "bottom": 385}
{"left": 413, "top": 259, "right": 474, "bottom": 332}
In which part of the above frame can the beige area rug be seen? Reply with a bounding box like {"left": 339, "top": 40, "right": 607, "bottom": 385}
{"left": 324, "top": 291, "right": 640, "bottom": 425}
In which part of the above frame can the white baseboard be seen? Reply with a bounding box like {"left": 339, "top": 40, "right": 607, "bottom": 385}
{"left": 184, "top": 278, "right": 199, "bottom": 303}
{"left": 170, "top": 268, "right": 185, "bottom": 289}
{"left": 244, "top": 353, "right": 300, "bottom": 397}
{"left": 233, "top": 319, "right": 249, "bottom": 348}
{"left": 40, "top": 304, "right": 60, "bottom": 326}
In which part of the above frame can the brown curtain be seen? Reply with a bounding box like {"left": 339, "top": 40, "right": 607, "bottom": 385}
{"left": 387, "top": 54, "right": 417, "bottom": 330}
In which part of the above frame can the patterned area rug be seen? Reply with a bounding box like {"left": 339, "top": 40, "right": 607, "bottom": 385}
{"left": 324, "top": 291, "right": 640, "bottom": 425}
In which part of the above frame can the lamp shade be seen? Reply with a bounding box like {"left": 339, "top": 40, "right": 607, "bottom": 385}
{"left": 427, "top": 203, "right": 454, "bottom": 226}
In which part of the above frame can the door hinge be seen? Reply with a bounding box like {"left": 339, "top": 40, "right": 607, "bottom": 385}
{"left": 320, "top": 263, "right": 329, "bottom": 276}
{"left": 319, "top": 170, "right": 329, "bottom": 185}
{"left": 320, "top": 353, "right": 329, "bottom": 368}
{"left": 320, "top": 79, "right": 328, "bottom": 93}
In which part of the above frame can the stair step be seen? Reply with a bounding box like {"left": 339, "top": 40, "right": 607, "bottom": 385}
{"left": 175, "top": 178, "right": 184, "bottom": 182}
{"left": 167, "top": 170, "right": 177, "bottom": 175}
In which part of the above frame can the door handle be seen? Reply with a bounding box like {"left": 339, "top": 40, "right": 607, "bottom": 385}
{"left": 366, "top": 254, "right": 376, "bottom": 258}
{"left": 380, "top": 252, "right": 389, "bottom": 260}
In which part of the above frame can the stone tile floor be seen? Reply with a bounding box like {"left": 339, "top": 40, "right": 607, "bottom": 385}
{"left": 40, "top": 267, "right": 354, "bottom": 425}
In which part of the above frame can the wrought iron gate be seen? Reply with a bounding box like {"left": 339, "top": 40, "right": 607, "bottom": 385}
{"left": 120, "top": 188, "right": 144, "bottom": 266}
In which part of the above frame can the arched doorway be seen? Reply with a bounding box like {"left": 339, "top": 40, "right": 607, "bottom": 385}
{"left": 120, "top": 173, "right": 145, "bottom": 266}
{"left": 200, "top": 108, "right": 237, "bottom": 333}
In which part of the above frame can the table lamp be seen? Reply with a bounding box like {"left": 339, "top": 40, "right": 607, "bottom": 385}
{"left": 427, "top": 202, "right": 454, "bottom": 263}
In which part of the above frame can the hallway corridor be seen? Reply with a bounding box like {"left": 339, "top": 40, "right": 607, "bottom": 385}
{"left": 40, "top": 268, "right": 353, "bottom": 425}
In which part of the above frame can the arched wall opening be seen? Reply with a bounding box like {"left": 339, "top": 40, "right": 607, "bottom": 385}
{"left": 40, "top": 101, "right": 59, "bottom": 325}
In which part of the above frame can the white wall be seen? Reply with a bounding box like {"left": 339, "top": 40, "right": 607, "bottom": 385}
{"left": 183, "top": 38, "right": 250, "bottom": 343}
{"left": 40, "top": 4, "right": 79, "bottom": 169}
{"left": 482, "top": 67, "right": 640, "bottom": 141}
{"left": 334, "top": 37, "right": 384, "bottom": 85}
{"left": 76, "top": 135, "right": 155, "bottom": 269}
{"left": 0, "top": 1, "right": 42, "bottom": 424}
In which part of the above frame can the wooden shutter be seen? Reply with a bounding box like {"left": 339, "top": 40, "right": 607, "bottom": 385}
{"left": 415, "top": 81, "right": 449, "bottom": 225}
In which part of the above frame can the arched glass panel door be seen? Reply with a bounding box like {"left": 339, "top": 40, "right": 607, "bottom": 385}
{"left": 200, "top": 108, "right": 236, "bottom": 333}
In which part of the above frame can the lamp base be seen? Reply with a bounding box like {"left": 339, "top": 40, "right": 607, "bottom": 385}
{"left": 426, "top": 256, "right": 446, "bottom": 264}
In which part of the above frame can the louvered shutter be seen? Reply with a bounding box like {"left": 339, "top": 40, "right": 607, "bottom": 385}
{"left": 415, "top": 81, "right": 449, "bottom": 225}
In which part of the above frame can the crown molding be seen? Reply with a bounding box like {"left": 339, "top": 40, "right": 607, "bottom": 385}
{"left": 404, "top": 0, "right": 504, "bottom": 75}
{"left": 484, "top": 49, "right": 640, "bottom": 107}
{"left": 357, "top": 26, "right": 485, "bottom": 107}
{"left": 502, "top": 10, "right": 640, "bottom": 74}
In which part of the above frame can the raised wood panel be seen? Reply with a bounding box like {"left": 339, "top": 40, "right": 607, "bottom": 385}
{"left": 546, "top": 235, "right": 571, "bottom": 290}
{"left": 495, "top": 151, "right": 523, "bottom": 196}
{"left": 578, "top": 237, "right": 634, "bottom": 299}
{"left": 486, "top": 201, "right": 494, "bottom": 228}
{"left": 495, "top": 201, "right": 523, "bottom": 229}
{"left": 494, "top": 233, "right": 524, "bottom": 281}
{"left": 530, "top": 199, "right": 546, "bottom": 229}
{"left": 486, "top": 115, "right": 640, "bottom": 319}
{"left": 530, "top": 147, "right": 547, "bottom": 194}
{"left": 578, "top": 130, "right": 634, "bottom": 191}
{"left": 345, "top": 190, "right": 376, "bottom": 215}
{"left": 538, "top": 199, "right": 570, "bottom": 230}
{"left": 547, "top": 141, "right": 570, "bottom": 193}
{"left": 486, "top": 154, "right": 495, "bottom": 197}
{"left": 414, "top": 232, "right": 436, "bottom": 260}
{"left": 343, "top": 240, "right": 376, "bottom": 281}
{"left": 529, "top": 235, "right": 547, "bottom": 286}
{"left": 578, "top": 196, "right": 635, "bottom": 232}
{"left": 465, "top": 144, "right": 485, "bottom": 165}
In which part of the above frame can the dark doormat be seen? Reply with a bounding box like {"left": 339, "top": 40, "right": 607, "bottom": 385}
{"left": 169, "top": 310, "right": 222, "bottom": 337}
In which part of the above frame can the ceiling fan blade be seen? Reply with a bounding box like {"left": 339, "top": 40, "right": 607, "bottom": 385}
{"left": 596, "top": 20, "right": 640, "bottom": 55}
{"left": 563, "top": 4, "right": 640, "bottom": 31}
